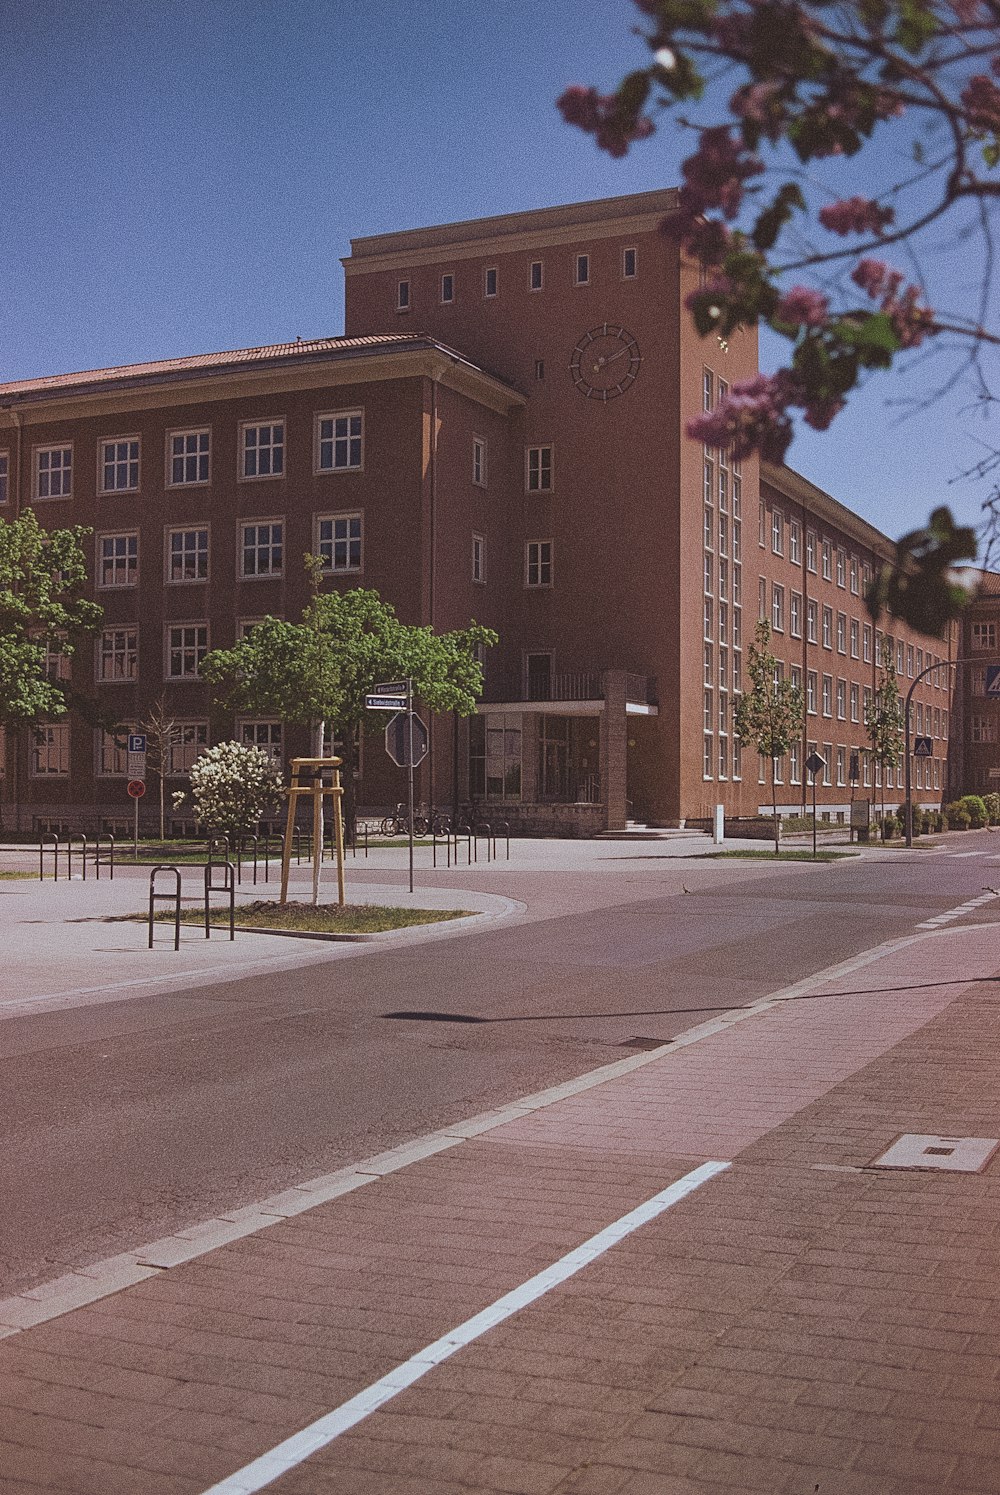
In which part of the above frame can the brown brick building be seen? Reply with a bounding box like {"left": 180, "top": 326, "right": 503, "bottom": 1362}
{"left": 0, "top": 189, "right": 982, "bottom": 834}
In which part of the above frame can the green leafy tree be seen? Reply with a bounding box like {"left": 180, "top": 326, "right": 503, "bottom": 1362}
{"left": 200, "top": 572, "right": 497, "bottom": 841}
{"left": 865, "top": 639, "right": 905, "bottom": 818}
{"left": 732, "top": 619, "right": 805, "bottom": 853}
{"left": 172, "top": 741, "right": 284, "bottom": 843}
{"left": 0, "top": 508, "right": 102, "bottom": 727}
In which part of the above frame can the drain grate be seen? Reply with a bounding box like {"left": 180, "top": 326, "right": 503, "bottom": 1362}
{"left": 871, "top": 1134, "right": 1000, "bottom": 1173}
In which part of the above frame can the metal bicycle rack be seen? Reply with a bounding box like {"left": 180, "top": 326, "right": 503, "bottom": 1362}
{"left": 39, "top": 833, "right": 59, "bottom": 881}
{"left": 92, "top": 831, "right": 115, "bottom": 880}
{"left": 204, "top": 844, "right": 235, "bottom": 941}
{"left": 148, "top": 866, "right": 182, "bottom": 951}
{"left": 64, "top": 832, "right": 88, "bottom": 881}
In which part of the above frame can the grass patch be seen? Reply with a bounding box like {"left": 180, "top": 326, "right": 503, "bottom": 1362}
{"left": 0, "top": 870, "right": 33, "bottom": 880}
{"left": 705, "top": 849, "right": 859, "bottom": 863}
{"left": 145, "top": 900, "right": 474, "bottom": 934}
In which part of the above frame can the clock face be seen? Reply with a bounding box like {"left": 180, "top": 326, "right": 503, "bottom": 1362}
{"left": 569, "top": 324, "right": 641, "bottom": 400}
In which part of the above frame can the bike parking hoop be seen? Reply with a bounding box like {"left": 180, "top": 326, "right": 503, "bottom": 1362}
{"left": 454, "top": 820, "right": 474, "bottom": 865}
{"left": 64, "top": 832, "right": 88, "bottom": 881}
{"left": 38, "top": 833, "right": 59, "bottom": 882}
{"left": 148, "top": 866, "right": 182, "bottom": 951}
{"left": 432, "top": 817, "right": 454, "bottom": 868}
{"left": 204, "top": 854, "right": 236, "bottom": 941}
{"left": 91, "top": 831, "right": 115, "bottom": 880}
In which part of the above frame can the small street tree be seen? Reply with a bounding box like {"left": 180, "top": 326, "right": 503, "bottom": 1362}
{"left": 200, "top": 572, "right": 497, "bottom": 863}
{"left": 142, "top": 697, "right": 179, "bottom": 840}
{"left": 172, "top": 741, "right": 284, "bottom": 844}
{"left": 733, "top": 619, "right": 805, "bottom": 854}
{"left": 865, "top": 639, "right": 906, "bottom": 820}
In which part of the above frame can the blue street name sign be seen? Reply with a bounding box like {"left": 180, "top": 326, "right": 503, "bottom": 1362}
{"left": 913, "top": 736, "right": 933, "bottom": 757}
{"left": 986, "top": 665, "right": 1000, "bottom": 697}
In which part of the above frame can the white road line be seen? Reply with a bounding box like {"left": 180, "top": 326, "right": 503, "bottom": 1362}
{"left": 197, "top": 1160, "right": 730, "bottom": 1495}
{"left": 915, "top": 889, "right": 1000, "bottom": 931}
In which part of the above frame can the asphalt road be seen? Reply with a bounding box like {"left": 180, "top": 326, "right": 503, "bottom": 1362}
{"left": 4, "top": 844, "right": 1000, "bottom": 1295}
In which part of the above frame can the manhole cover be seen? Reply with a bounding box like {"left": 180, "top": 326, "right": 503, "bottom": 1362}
{"left": 871, "top": 1134, "right": 1000, "bottom": 1173}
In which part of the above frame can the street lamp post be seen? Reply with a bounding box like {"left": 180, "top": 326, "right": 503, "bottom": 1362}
{"left": 904, "top": 656, "right": 968, "bottom": 847}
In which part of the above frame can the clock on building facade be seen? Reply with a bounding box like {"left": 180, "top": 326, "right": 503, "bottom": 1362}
{"left": 569, "top": 324, "right": 641, "bottom": 400}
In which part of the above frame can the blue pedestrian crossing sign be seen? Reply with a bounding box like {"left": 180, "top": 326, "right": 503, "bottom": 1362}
{"left": 986, "top": 665, "right": 1000, "bottom": 697}
{"left": 913, "top": 736, "right": 933, "bottom": 757}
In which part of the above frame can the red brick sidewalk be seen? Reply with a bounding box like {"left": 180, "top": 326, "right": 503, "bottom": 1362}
{"left": 1, "top": 924, "right": 999, "bottom": 1494}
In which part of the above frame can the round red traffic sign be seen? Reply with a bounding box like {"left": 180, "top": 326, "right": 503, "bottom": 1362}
{"left": 127, "top": 779, "right": 146, "bottom": 798}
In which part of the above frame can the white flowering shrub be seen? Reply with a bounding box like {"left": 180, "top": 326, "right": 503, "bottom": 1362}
{"left": 173, "top": 741, "right": 284, "bottom": 840}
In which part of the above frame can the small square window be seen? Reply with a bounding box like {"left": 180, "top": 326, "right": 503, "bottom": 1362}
{"left": 397, "top": 279, "right": 410, "bottom": 311}
{"left": 484, "top": 267, "right": 498, "bottom": 298}
{"left": 441, "top": 273, "right": 455, "bottom": 303}
{"left": 167, "top": 527, "right": 209, "bottom": 583}
{"left": 35, "top": 445, "right": 72, "bottom": 499}
{"left": 623, "top": 247, "right": 637, "bottom": 278}
{"left": 316, "top": 411, "right": 363, "bottom": 472}
{"left": 241, "top": 521, "right": 283, "bottom": 578}
{"left": 575, "top": 253, "right": 590, "bottom": 285}
{"left": 529, "top": 260, "right": 543, "bottom": 291}
{"left": 317, "top": 513, "right": 362, "bottom": 572}
{"left": 100, "top": 437, "right": 140, "bottom": 493}
{"left": 242, "top": 421, "right": 284, "bottom": 479}
{"left": 168, "top": 429, "right": 210, "bottom": 487}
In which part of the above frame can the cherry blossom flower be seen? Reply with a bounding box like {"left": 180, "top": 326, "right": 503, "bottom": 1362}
{"left": 818, "top": 196, "right": 894, "bottom": 236}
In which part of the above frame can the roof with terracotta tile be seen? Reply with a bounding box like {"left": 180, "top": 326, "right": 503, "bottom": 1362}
{"left": 0, "top": 333, "right": 512, "bottom": 403}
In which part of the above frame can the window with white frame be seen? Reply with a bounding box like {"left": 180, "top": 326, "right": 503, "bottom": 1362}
{"left": 529, "top": 260, "right": 543, "bottom": 291}
{"left": 484, "top": 267, "right": 498, "bottom": 297}
{"left": 758, "top": 501, "right": 766, "bottom": 547}
{"left": 241, "top": 521, "right": 283, "bottom": 578}
{"left": 718, "top": 513, "right": 728, "bottom": 555}
{"left": 97, "top": 729, "right": 128, "bottom": 776}
{"left": 789, "top": 740, "right": 800, "bottom": 784}
{"left": 0, "top": 451, "right": 7, "bottom": 504}
{"left": 704, "top": 506, "right": 713, "bottom": 549}
{"left": 972, "top": 621, "right": 996, "bottom": 650}
{"left": 472, "top": 533, "right": 486, "bottom": 584}
{"left": 574, "top": 253, "right": 590, "bottom": 285}
{"left": 907, "top": 644, "right": 914, "bottom": 677}
{"left": 98, "top": 533, "right": 138, "bottom": 588}
{"left": 241, "top": 422, "right": 284, "bottom": 479}
{"left": 167, "top": 527, "right": 209, "bottom": 582}
{"left": 32, "top": 632, "right": 70, "bottom": 681}
{"left": 771, "top": 584, "right": 784, "bottom": 632}
{"left": 836, "top": 549, "right": 846, "bottom": 587}
{"left": 850, "top": 555, "right": 859, "bottom": 594}
{"left": 837, "top": 612, "right": 846, "bottom": 653}
{"left": 100, "top": 437, "right": 139, "bottom": 493}
{"left": 733, "top": 566, "right": 742, "bottom": 606}
{"left": 98, "top": 627, "right": 138, "bottom": 682}
{"left": 526, "top": 540, "right": 553, "bottom": 587}
{"left": 168, "top": 429, "right": 210, "bottom": 486}
{"left": 971, "top": 715, "right": 997, "bottom": 743}
{"left": 806, "top": 600, "right": 817, "bottom": 643}
{"left": 807, "top": 671, "right": 817, "bottom": 713}
{"left": 719, "top": 468, "right": 729, "bottom": 512}
{"left": 850, "top": 618, "right": 859, "bottom": 658}
{"left": 526, "top": 446, "right": 553, "bottom": 491}
{"left": 822, "top": 675, "right": 832, "bottom": 716}
{"left": 732, "top": 520, "right": 741, "bottom": 562}
{"left": 806, "top": 530, "right": 817, "bottom": 572}
{"left": 35, "top": 445, "right": 72, "bottom": 499}
{"left": 836, "top": 679, "right": 846, "bottom": 719}
{"left": 166, "top": 624, "right": 208, "bottom": 679}
{"left": 863, "top": 623, "right": 872, "bottom": 663}
{"left": 789, "top": 520, "right": 800, "bottom": 564}
{"left": 758, "top": 577, "right": 766, "bottom": 620}
{"left": 703, "top": 369, "right": 714, "bottom": 412}
{"left": 704, "top": 553, "right": 713, "bottom": 596}
{"left": 441, "top": 272, "right": 455, "bottom": 303}
{"left": 32, "top": 723, "right": 70, "bottom": 776}
{"left": 623, "top": 246, "right": 637, "bottom": 278}
{"left": 822, "top": 606, "right": 832, "bottom": 648}
{"left": 821, "top": 539, "right": 832, "bottom": 580}
{"left": 704, "top": 599, "right": 713, "bottom": 640}
{"left": 240, "top": 720, "right": 283, "bottom": 764}
{"left": 397, "top": 279, "right": 410, "bottom": 310}
{"left": 316, "top": 513, "right": 362, "bottom": 571}
{"left": 719, "top": 601, "right": 729, "bottom": 644}
{"left": 850, "top": 682, "right": 859, "bottom": 722}
{"left": 169, "top": 721, "right": 209, "bottom": 774}
{"left": 704, "top": 643, "right": 713, "bottom": 687}
{"left": 772, "top": 508, "right": 784, "bottom": 555}
{"left": 473, "top": 437, "right": 487, "bottom": 487}
{"left": 719, "top": 558, "right": 729, "bottom": 601}
{"left": 317, "top": 411, "right": 363, "bottom": 472}
{"left": 733, "top": 608, "right": 741, "bottom": 648}
{"left": 704, "top": 733, "right": 713, "bottom": 778}
{"left": 897, "top": 640, "right": 904, "bottom": 673}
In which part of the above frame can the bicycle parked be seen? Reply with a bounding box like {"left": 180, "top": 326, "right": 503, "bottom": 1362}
{"left": 378, "top": 803, "right": 449, "bottom": 836}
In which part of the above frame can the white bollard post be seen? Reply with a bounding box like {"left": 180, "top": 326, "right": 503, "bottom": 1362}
{"left": 713, "top": 803, "right": 725, "bottom": 844}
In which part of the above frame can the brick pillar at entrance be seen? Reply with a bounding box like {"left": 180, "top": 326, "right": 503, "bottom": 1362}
{"left": 600, "top": 671, "right": 628, "bottom": 831}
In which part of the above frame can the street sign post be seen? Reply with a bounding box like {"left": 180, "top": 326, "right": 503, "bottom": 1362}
{"left": 805, "top": 752, "right": 826, "bottom": 860}
{"left": 127, "top": 730, "right": 147, "bottom": 781}
{"left": 127, "top": 778, "right": 146, "bottom": 858}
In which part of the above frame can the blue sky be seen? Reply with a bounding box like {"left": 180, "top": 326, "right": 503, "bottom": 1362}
{"left": 3, "top": 0, "right": 995, "bottom": 546}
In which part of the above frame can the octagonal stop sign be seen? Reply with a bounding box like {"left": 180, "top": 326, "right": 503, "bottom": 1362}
{"left": 385, "top": 711, "right": 429, "bottom": 768}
